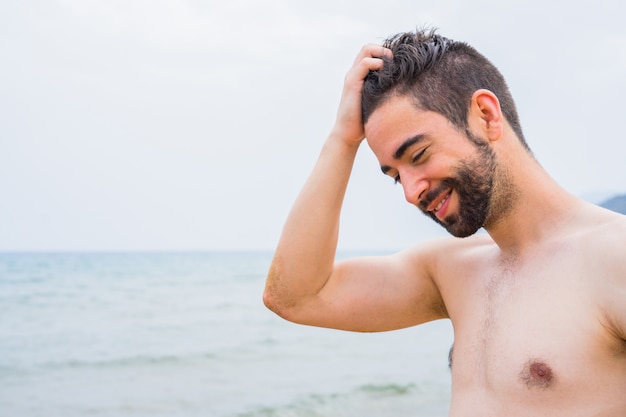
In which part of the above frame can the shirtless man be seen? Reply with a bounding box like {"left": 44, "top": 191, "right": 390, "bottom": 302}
{"left": 263, "top": 28, "right": 626, "bottom": 416}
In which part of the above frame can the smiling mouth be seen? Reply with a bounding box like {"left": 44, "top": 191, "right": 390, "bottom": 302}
{"left": 431, "top": 190, "right": 452, "bottom": 218}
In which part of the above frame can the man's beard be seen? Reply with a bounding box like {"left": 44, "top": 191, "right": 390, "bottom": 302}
{"left": 418, "top": 135, "right": 499, "bottom": 238}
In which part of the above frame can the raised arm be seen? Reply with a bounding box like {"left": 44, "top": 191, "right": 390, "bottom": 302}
{"left": 263, "top": 45, "right": 446, "bottom": 332}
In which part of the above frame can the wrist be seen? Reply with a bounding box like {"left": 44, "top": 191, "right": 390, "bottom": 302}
{"left": 327, "top": 126, "right": 364, "bottom": 152}
{"left": 325, "top": 131, "right": 362, "bottom": 156}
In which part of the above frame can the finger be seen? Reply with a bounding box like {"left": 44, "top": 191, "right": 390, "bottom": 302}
{"left": 361, "top": 56, "right": 386, "bottom": 71}
{"left": 345, "top": 56, "right": 386, "bottom": 86}
{"left": 353, "top": 43, "right": 393, "bottom": 65}
{"left": 376, "top": 45, "right": 393, "bottom": 60}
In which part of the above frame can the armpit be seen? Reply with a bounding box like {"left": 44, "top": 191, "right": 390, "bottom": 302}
{"left": 599, "top": 309, "right": 626, "bottom": 357}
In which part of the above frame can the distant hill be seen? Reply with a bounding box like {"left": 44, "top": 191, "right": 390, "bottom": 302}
{"left": 600, "top": 194, "right": 626, "bottom": 215}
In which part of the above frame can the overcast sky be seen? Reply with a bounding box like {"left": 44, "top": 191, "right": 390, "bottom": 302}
{"left": 1, "top": 0, "right": 625, "bottom": 252}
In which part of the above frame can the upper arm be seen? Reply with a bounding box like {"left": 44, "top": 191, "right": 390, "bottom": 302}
{"left": 287, "top": 243, "right": 448, "bottom": 332}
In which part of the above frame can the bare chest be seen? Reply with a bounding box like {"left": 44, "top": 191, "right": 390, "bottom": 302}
{"left": 444, "top": 251, "right": 626, "bottom": 409}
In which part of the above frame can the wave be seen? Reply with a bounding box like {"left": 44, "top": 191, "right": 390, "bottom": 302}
{"left": 1, "top": 351, "right": 219, "bottom": 376}
{"left": 60, "top": 352, "right": 217, "bottom": 369}
{"left": 359, "top": 383, "right": 416, "bottom": 395}
{"left": 236, "top": 382, "right": 449, "bottom": 417}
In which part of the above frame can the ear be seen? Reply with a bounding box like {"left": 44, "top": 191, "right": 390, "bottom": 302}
{"left": 468, "top": 89, "right": 503, "bottom": 142}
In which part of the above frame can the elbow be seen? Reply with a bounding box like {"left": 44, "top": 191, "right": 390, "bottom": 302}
{"left": 263, "top": 257, "right": 321, "bottom": 325}
{"left": 262, "top": 286, "right": 280, "bottom": 314}
{"left": 263, "top": 267, "right": 311, "bottom": 324}
{"left": 264, "top": 284, "right": 319, "bottom": 326}
{"left": 263, "top": 286, "right": 297, "bottom": 322}
{"left": 263, "top": 270, "right": 295, "bottom": 321}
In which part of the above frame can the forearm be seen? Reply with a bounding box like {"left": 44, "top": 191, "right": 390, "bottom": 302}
{"left": 264, "top": 43, "right": 391, "bottom": 319}
{"left": 264, "top": 133, "right": 360, "bottom": 312}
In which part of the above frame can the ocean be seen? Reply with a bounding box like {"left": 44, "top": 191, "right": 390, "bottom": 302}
{"left": 0, "top": 251, "right": 454, "bottom": 417}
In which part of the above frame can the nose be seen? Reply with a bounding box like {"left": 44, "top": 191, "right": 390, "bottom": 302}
{"left": 402, "top": 173, "right": 428, "bottom": 206}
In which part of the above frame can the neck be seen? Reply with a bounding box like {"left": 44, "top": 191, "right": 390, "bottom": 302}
{"left": 483, "top": 148, "right": 583, "bottom": 253}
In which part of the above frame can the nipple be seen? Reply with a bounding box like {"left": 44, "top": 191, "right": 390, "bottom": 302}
{"left": 519, "top": 359, "right": 554, "bottom": 389}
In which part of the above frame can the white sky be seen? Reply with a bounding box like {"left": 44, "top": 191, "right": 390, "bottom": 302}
{"left": 1, "top": 0, "right": 625, "bottom": 251}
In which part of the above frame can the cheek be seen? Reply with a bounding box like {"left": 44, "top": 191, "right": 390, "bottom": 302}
{"left": 421, "top": 153, "right": 452, "bottom": 179}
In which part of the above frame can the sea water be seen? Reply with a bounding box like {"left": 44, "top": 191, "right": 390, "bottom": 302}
{"left": 0, "top": 252, "right": 454, "bottom": 417}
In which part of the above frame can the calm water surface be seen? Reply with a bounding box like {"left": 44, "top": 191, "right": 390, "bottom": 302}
{"left": 0, "top": 252, "right": 453, "bottom": 417}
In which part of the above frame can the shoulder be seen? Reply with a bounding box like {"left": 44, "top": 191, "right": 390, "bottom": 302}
{"left": 420, "top": 231, "right": 496, "bottom": 263}
{"left": 403, "top": 231, "right": 496, "bottom": 256}
{"left": 398, "top": 232, "right": 496, "bottom": 283}
{"left": 371, "top": 233, "right": 494, "bottom": 319}
{"left": 575, "top": 205, "right": 626, "bottom": 291}
{"left": 580, "top": 206, "right": 626, "bottom": 267}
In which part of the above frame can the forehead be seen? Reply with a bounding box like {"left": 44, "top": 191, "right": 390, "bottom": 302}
{"left": 364, "top": 95, "right": 454, "bottom": 158}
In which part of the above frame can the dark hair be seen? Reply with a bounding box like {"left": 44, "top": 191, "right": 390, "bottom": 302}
{"left": 362, "top": 28, "right": 528, "bottom": 150}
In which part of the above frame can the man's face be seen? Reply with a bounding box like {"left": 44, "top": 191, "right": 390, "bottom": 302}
{"left": 364, "top": 95, "right": 497, "bottom": 238}
{"left": 417, "top": 137, "right": 495, "bottom": 237}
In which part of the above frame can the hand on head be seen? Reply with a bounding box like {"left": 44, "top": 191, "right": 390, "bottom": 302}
{"left": 331, "top": 44, "right": 392, "bottom": 147}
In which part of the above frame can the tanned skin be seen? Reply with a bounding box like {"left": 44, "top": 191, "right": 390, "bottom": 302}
{"left": 264, "top": 44, "right": 626, "bottom": 416}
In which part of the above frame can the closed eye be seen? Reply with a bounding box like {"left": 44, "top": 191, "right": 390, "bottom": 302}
{"left": 412, "top": 148, "right": 427, "bottom": 164}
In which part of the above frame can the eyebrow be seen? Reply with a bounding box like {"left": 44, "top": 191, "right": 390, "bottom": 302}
{"left": 380, "top": 134, "right": 426, "bottom": 174}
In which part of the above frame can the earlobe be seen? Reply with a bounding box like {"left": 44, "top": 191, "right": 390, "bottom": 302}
{"left": 470, "top": 89, "right": 503, "bottom": 142}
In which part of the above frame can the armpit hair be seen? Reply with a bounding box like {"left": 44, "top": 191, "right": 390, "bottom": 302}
{"left": 598, "top": 308, "right": 626, "bottom": 357}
